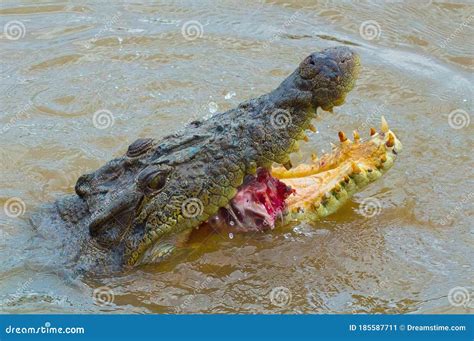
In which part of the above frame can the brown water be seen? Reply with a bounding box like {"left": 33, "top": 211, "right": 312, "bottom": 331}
{"left": 0, "top": 1, "right": 473, "bottom": 314}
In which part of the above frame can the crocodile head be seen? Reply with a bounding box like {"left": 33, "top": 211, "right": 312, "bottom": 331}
{"left": 70, "top": 46, "right": 360, "bottom": 267}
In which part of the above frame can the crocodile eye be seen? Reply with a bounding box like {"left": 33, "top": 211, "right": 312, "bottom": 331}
{"left": 148, "top": 173, "right": 167, "bottom": 191}
{"left": 137, "top": 166, "right": 170, "bottom": 194}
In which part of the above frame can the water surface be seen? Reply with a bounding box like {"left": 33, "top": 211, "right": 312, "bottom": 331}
{"left": 0, "top": 1, "right": 473, "bottom": 313}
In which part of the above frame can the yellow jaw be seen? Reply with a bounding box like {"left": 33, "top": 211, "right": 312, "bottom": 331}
{"left": 271, "top": 117, "right": 402, "bottom": 221}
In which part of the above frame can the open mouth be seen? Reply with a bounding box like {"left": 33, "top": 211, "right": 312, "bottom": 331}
{"left": 203, "top": 117, "right": 401, "bottom": 234}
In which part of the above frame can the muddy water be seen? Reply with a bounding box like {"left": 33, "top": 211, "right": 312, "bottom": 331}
{"left": 0, "top": 1, "right": 472, "bottom": 314}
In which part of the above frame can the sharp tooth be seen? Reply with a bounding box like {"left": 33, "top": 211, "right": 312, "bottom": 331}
{"left": 311, "top": 152, "right": 318, "bottom": 161}
{"left": 351, "top": 162, "right": 362, "bottom": 173}
{"left": 309, "top": 124, "right": 317, "bottom": 132}
{"left": 353, "top": 130, "right": 360, "bottom": 142}
{"left": 381, "top": 116, "right": 389, "bottom": 133}
{"left": 334, "top": 184, "right": 341, "bottom": 192}
{"left": 338, "top": 131, "right": 347, "bottom": 143}
{"left": 283, "top": 160, "right": 293, "bottom": 170}
{"left": 370, "top": 127, "right": 377, "bottom": 136}
{"left": 303, "top": 134, "right": 309, "bottom": 142}
{"left": 386, "top": 133, "right": 395, "bottom": 147}
{"left": 330, "top": 142, "right": 337, "bottom": 150}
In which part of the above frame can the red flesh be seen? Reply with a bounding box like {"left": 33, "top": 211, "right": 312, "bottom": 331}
{"left": 206, "top": 168, "right": 295, "bottom": 233}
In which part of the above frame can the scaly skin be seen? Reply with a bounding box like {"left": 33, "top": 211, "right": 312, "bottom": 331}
{"left": 31, "top": 46, "right": 360, "bottom": 272}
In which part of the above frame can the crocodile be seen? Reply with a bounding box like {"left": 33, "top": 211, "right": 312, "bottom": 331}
{"left": 31, "top": 46, "right": 399, "bottom": 273}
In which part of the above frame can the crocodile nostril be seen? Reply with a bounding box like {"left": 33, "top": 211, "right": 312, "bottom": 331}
{"left": 127, "top": 138, "right": 154, "bottom": 157}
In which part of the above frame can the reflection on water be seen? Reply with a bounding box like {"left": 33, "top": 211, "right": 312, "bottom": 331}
{"left": 0, "top": 1, "right": 472, "bottom": 314}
